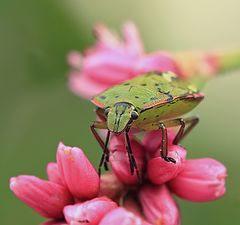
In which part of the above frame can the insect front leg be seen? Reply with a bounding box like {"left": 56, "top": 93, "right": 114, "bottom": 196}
{"left": 124, "top": 131, "right": 141, "bottom": 183}
{"left": 90, "top": 121, "right": 110, "bottom": 175}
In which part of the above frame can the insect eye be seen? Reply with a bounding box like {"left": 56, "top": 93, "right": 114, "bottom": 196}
{"left": 105, "top": 108, "right": 110, "bottom": 116}
{"left": 131, "top": 111, "right": 139, "bottom": 120}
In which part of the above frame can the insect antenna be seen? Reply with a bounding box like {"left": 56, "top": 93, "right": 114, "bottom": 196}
{"left": 124, "top": 131, "right": 142, "bottom": 183}
{"left": 98, "top": 130, "right": 111, "bottom": 175}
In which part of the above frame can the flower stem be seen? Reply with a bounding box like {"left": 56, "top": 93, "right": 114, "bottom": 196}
{"left": 217, "top": 50, "right": 240, "bottom": 73}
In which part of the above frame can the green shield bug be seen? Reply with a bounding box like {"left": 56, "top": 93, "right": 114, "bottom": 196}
{"left": 91, "top": 71, "right": 204, "bottom": 180}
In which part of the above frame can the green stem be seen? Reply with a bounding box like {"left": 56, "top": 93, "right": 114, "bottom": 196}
{"left": 218, "top": 50, "right": 240, "bottom": 73}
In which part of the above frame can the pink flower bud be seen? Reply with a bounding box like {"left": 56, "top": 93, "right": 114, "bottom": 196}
{"left": 99, "top": 207, "right": 151, "bottom": 225}
{"left": 168, "top": 158, "right": 227, "bottom": 202}
{"left": 147, "top": 145, "right": 187, "bottom": 184}
{"left": 10, "top": 176, "right": 73, "bottom": 219}
{"left": 67, "top": 51, "right": 82, "bottom": 69}
{"left": 69, "top": 71, "right": 109, "bottom": 99}
{"left": 57, "top": 142, "right": 100, "bottom": 200}
{"left": 46, "top": 162, "right": 64, "bottom": 186}
{"left": 64, "top": 197, "right": 118, "bottom": 225}
{"left": 139, "top": 185, "right": 180, "bottom": 225}
{"left": 109, "top": 135, "right": 145, "bottom": 185}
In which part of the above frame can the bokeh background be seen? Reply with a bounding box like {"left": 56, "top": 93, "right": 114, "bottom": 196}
{"left": 1, "top": 0, "right": 240, "bottom": 224}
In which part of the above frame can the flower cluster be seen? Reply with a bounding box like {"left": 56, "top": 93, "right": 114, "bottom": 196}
{"left": 68, "top": 22, "right": 220, "bottom": 99}
{"left": 10, "top": 135, "right": 226, "bottom": 225}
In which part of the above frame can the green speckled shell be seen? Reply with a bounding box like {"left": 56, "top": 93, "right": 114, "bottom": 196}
{"left": 92, "top": 72, "right": 204, "bottom": 130}
{"left": 92, "top": 72, "right": 199, "bottom": 107}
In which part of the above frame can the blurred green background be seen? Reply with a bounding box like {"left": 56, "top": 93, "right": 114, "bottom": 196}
{"left": 1, "top": 0, "right": 240, "bottom": 224}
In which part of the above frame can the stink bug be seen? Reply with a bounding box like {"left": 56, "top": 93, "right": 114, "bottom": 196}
{"left": 91, "top": 72, "right": 204, "bottom": 180}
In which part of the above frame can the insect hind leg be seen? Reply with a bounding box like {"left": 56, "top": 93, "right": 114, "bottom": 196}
{"left": 172, "top": 116, "right": 199, "bottom": 144}
{"left": 142, "top": 116, "right": 199, "bottom": 164}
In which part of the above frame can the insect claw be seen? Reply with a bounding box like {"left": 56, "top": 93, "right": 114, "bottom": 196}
{"left": 163, "top": 156, "right": 176, "bottom": 164}
{"left": 169, "top": 157, "right": 176, "bottom": 164}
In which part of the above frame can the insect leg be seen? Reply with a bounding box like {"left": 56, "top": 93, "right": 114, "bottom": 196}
{"left": 90, "top": 121, "right": 110, "bottom": 175}
{"left": 103, "top": 130, "right": 111, "bottom": 170}
{"left": 124, "top": 132, "right": 141, "bottom": 183}
{"left": 173, "top": 116, "right": 199, "bottom": 144}
{"left": 159, "top": 123, "right": 176, "bottom": 163}
{"left": 161, "top": 116, "right": 199, "bottom": 144}
{"left": 141, "top": 116, "right": 199, "bottom": 163}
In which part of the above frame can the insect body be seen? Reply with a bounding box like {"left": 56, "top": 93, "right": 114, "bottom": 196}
{"left": 91, "top": 72, "right": 204, "bottom": 179}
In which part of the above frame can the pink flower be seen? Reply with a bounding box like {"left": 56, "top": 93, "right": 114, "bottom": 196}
{"left": 10, "top": 137, "right": 227, "bottom": 225}
{"left": 168, "top": 158, "right": 227, "bottom": 201}
{"left": 10, "top": 176, "right": 73, "bottom": 219}
{"left": 57, "top": 142, "right": 100, "bottom": 200}
{"left": 10, "top": 142, "right": 118, "bottom": 224}
{"left": 68, "top": 22, "right": 181, "bottom": 99}
{"left": 147, "top": 145, "right": 187, "bottom": 184}
{"left": 139, "top": 185, "right": 180, "bottom": 225}
{"left": 105, "top": 130, "right": 226, "bottom": 225}
{"left": 64, "top": 197, "right": 118, "bottom": 225}
{"left": 67, "top": 22, "right": 230, "bottom": 100}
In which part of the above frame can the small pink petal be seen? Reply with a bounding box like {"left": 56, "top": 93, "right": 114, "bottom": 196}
{"left": 99, "top": 173, "right": 123, "bottom": 200}
{"left": 147, "top": 145, "right": 187, "bottom": 184}
{"left": 10, "top": 176, "right": 73, "bottom": 219}
{"left": 169, "top": 158, "right": 227, "bottom": 202}
{"left": 99, "top": 207, "right": 151, "bottom": 225}
{"left": 139, "top": 185, "right": 180, "bottom": 225}
{"left": 109, "top": 135, "right": 145, "bottom": 185}
{"left": 122, "top": 21, "right": 144, "bottom": 55}
{"left": 93, "top": 23, "right": 121, "bottom": 51}
{"left": 46, "top": 162, "right": 64, "bottom": 186}
{"left": 64, "top": 197, "right": 118, "bottom": 225}
{"left": 67, "top": 51, "right": 82, "bottom": 69}
{"left": 68, "top": 71, "right": 109, "bottom": 99}
{"left": 57, "top": 142, "right": 100, "bottom": 200}
{"left": 134, "top": 52, "right": 182, "bottom": 75}
{"left": 83, "top": 51, "right": 137, "bottom": 84}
